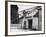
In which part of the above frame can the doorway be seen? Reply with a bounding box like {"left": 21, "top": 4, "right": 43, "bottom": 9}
{"left": 28, "top": 19, "right": 32, "bottom": 29}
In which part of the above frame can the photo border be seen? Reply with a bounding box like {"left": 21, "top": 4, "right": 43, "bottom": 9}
{"left": 5, "top": 1, "right": 45, "bottom": 36}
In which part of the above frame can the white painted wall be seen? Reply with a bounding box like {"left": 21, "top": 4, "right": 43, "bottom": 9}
{"left": 32, "top": 17, "right": 38, "bottom": 29}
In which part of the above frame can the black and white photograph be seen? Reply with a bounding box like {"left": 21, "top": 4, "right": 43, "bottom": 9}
{"left": 11, "top": 5, "right": 42, "bottom": 31}
{"left": 5, "top": 1, "right": 45, "bottom": 35}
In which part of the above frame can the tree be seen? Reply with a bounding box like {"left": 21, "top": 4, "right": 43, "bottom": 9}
{"left": 11, "top": 5, "right": 19, "bottom": 24}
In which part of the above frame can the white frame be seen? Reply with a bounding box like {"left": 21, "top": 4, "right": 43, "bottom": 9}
{"left": 7, "top": 1, "right": 45, "bottom": 35}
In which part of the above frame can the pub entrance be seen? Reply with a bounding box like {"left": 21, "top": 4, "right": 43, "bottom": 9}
{"left": 28, "top": 19, "right": 32, "bottom": 29}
